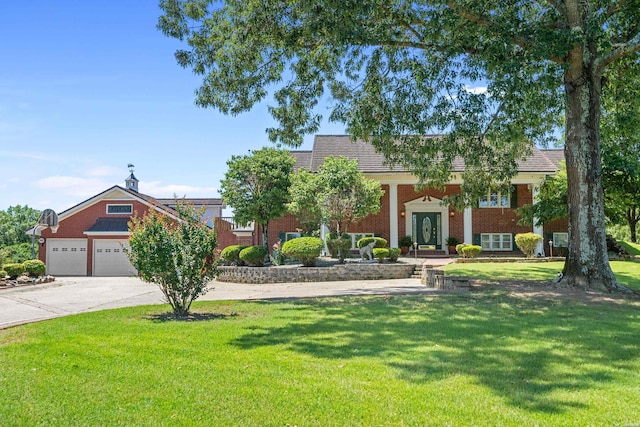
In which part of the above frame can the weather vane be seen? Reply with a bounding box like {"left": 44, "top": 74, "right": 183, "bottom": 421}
{"left": 128, "top": 163, "right": 135, "bottom": 173}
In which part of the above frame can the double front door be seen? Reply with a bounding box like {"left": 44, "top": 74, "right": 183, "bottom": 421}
{"left": 412, "top": 212, "right": 441, "bottom": 249}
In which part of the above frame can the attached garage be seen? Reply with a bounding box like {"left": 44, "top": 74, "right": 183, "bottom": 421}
{"left": 93, "top": 239, "right": 137, "bottom": 277}
{"left": 46, "top": 239, "right": 88, "bottom": 276}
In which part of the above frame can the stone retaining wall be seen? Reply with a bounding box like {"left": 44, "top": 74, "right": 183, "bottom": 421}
{"left": 217, "top": 263, "right": 415, "bottom": 284}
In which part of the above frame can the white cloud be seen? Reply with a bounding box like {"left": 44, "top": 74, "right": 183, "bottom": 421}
{"left": 141, "top": 181, "right": 218, "bottom": 198}
{"left": 85, "top": 165, "right": 123, "bottom": 177}
{"left": 465, "top": 86, "right": 488, "bottom": 95}
{"left": 35, "top": 175, "right": 112, "bottom": 197}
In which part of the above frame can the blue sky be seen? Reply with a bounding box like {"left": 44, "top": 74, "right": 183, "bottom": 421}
{"left": 0, "top": 0, "right": 344, "bottom": 213}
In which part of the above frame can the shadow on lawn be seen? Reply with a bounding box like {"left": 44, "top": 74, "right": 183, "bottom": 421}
{"left": 148, "top": 312, "right": 238, "bottom": 323}
{"left": 231, "top": 292, "right": 640, "bottom": 414}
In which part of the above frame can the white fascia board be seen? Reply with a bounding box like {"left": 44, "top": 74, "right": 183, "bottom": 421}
{"left": 83, "top": 232, "right": 132, "bottom": 236}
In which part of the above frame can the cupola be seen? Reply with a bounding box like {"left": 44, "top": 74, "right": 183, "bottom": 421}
{"left": 125, "top": 163, "right": 139, "bottom": 192}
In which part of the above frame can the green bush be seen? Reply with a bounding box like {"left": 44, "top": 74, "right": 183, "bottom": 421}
{"left": 398, "top": 235, "right": 413, "bottom": 247}
{"left": 0, "top": 269, "right": 7, "bottom": 279}
{"left": 455, "top": 243, "right": 469, "bottom": 257}
{"left": 4, "top": 263, "right": 25, "bottom": 279}
{"left": 239, "top": 246, "right": 268, "bottom": 267}
{"left": 220, "top": 245, "right": 247, "bottom": 265}
{"left": 515, "top": 232, "right": 543, "bottom": 258}
{"left": 445, "top": 236, "right": 460, "bottom": 247}
{"left": 282, "top": 237, "right": 323, "bottom": 267}
{"left": 4, "top": 243, "right": 33, "bottom": 264}
{"left": 388, "top": 247, "right": 401, "bottom": 262}
{"left": 357, "top": 237, "right": 387, "bottom": 249}
{"left": 461, "top": 245, "right": 482, "bottom": 258}
{"left": 325, "top": 233, "right": 352, "bottom": 259}
{"left": 23, "top": 259, "right": 46, "bottom": 277}
{"left": 372, "top": 248, "right": 389, "bottom": 263}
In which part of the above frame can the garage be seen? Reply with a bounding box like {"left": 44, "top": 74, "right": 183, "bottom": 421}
{"left": 93, "top": 240, "right": 138, "bottom": 277}
{"left": 46, "top": 239, "right": 88, "bottom": 276}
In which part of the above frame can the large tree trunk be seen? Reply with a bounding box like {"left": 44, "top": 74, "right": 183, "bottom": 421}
{"left": 562, "top": 56, "right": 627, "bottom": 292}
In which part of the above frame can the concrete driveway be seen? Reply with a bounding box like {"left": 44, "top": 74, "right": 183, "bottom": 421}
{"left": 0, "top": 275, "right": 436, "bottom": 329}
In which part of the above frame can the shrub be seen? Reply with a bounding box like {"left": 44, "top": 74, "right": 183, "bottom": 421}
{"left": 357, "top": 237, "right": 387, "bottom": 249}
{"left": 127, "top": 203, "right": 219, "bottom": 317}
{"left": 515, "top": 232, "right": 543, "bottom": 258}
{"left": 445, "top": 236, "right": 460, "bottom": 247}
{"left": 23, "top": 259, "right": 46, "bottom": 277}
{"left": 282, "top": 237, "right": 323, "bottom": 267}
{"left": 239, "top": 246, "right": 268, "bottom": 266}
{"left": 0, "top": 269, "right": 7, "bottom": 279}
{"left": 220, "top": 245, "right": 247, "bottom": 265}
{"left": 398, "top": 235, "right": 413, "bottom": 247}
{"left": 4, "top": 243, "right": 32, "bottom": 264}
{"left": 388, "top": 247, "right": 401, "bottom": 262}
{"left": 461, "top": 245, "right": 482, "bottom": 258}
{"left": 325, "top": 233, "right": 352, "bottom": 260}
{"left": 456, "top": 243, "right": 469, "bottom": 257}
{"left": 4, "top": 263, "right": 25, "bottom": 279}
{"left": 373, "top": 248, "right": 389, "bottom": 263}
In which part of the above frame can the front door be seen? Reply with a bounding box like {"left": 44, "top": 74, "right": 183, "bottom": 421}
{"left": 412, "top": 213, "right": 441, "bottom": 249}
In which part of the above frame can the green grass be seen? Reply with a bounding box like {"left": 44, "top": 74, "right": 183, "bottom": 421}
{"left": 1, "top": 293, "right": 640, "bottom": 426}
{"left": 444, "top": 260, "right": 640, "bottom": 290}
{"left": 620, "top": 240, "right": 640, "bottom": 257}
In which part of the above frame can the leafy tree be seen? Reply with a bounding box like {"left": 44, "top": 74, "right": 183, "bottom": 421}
{"left": 601, "top": 57, "right": 640, "bottom": 243}
{"left": 289, "top": 156, "right": 383, "bottom": 262}
{"left": 127, "top": 202, "right": 219, "bottom": 317}
{"left": 518, "top": 162, "right": 568, "bottom": 228}
{"left": 287, "top": 169, "right": 322, "bottom": 234}
{"left": 159, "top": 1, "right": 640, "bottom": 292}
{"left": 0, "top": 205, "right": 41, "bottom": 246}
{"left": 220, "top": 147, "right": 295, "bottom": 247}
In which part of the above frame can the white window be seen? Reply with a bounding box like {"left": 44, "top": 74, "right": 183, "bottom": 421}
{"left": 106, "top": 204, "right": 133, "bottom": 214}
{"left": 481, "top": 233, "right": 513, "bottom": 251}
{"left": 479, "top": 192, "right": 510, "bottom": 208}
{"left": 284, "top": 232, "right": 301, "bottom": 241}
{"left": 553, "top": 232, "right": 568, "bottom": 248}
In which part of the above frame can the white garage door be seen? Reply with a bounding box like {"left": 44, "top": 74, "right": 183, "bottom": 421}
{"left": 46, "top": 239, "right": 88, "bottom": 276}
{"left": 93, "top": 240, "right": 137, "bottom": 277}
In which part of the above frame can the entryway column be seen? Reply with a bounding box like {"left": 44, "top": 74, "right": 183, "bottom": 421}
{"left": 463, "top": 207, "right": 473, "bottom": 244}
{"left": 532, "top": 185, "right": 545, "bottom": 256}
{"left": 389, "top": 184, "right": 399, "bottom": 248}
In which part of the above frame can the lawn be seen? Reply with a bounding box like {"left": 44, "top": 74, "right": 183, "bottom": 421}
{"left": 1, "top": 291, "right": 640, "bottom": 426}
{"left": 444, "top": 260, "right": 640, "bottom": 290}
{"left": 620, "top": 240, "right": 640, "bottom": 257}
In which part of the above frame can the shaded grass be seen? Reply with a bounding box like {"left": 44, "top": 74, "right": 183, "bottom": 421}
{"left": 1, "top": 293, "right": 640, "bottom": 426}
{"left": 444, "top": 260, "right": 640, "bottom": 290}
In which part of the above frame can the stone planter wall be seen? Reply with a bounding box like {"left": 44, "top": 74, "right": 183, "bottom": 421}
{"left": 217, "top": 262, "right": 415, "bottom": 284}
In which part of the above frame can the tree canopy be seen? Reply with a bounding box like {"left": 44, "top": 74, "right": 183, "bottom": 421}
{"left": 159, "top": 0, "right": 640, "bottom": 291}
{"left": 219, "top": 147, "right": 295, "bottom": 246}
{"left": 0, "top": 205, "right": 41, "bottom": 247}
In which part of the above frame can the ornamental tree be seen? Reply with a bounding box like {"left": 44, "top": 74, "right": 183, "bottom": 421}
{"left": 159, "top": 1, "right": 640, "bottom": 292}
{"left": 220, "top": 147, "right": 295, "bottom": 247}
{"left": 127, "top": 202, "right": 219, "bottom": 317}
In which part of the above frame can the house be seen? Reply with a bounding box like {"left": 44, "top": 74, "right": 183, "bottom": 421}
{"left": 218, "top": 135, "right": 567, "bottom": 256}
{"left": 33, "top": 171, "right": 224, "bottom": 276}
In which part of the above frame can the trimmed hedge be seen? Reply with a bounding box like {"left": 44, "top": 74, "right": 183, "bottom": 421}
{"left": 282, "top": 237, "right": 323, "bottom": 267}
{"left": 373, "top": 248, "right": 389, "bottom": 263}
{"left": 455, "top": 243, "right": 469, "bottom": 256}
{"left": 357, "top": 237, "right": 387, "bottom": 249}
{"left": 388, "top": 247, "right": 401, "bottom": 262}
{"left": 4, "top": 263, "right": 25, "bottom": 279}
{"left": 23, "top": 259, "right": 46, "bottom": 277}
{"left": 515, "top": 232, "right": 543, "bottom": 258}
{"left": 325, "top": 234, "right": 352, "bottom": 259}
{"left": 220, "top": 245, "right": 247, "bottom": 265}
{"left": 0, "top": 269, "right": 7, "bottom": 279}
{"left": 461, "top": 245, "right": 482, "bottom": 258}
{"left": 239, "top": 246, "right": 268, "bottom": 267}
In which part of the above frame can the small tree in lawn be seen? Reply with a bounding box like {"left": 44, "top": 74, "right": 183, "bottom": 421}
{"left": 127, "top": 202, "right": 219, "bottom": 317}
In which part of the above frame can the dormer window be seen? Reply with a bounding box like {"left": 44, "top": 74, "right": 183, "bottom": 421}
{"left": 106, "top": 204, "right": 133, "bottom": 214}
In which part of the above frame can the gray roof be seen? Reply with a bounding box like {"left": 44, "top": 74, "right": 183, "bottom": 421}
{"left": 540, "top": 149, "right": 565, "bottom": 168}
{"left": 156, "top": 198, "right": 224, "bottom": 207}
{"left": 86, "top": 217, "right": 130, "bottom": 232}
{"left": 291, "top": 135, "right": 560, "bottom": 174}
